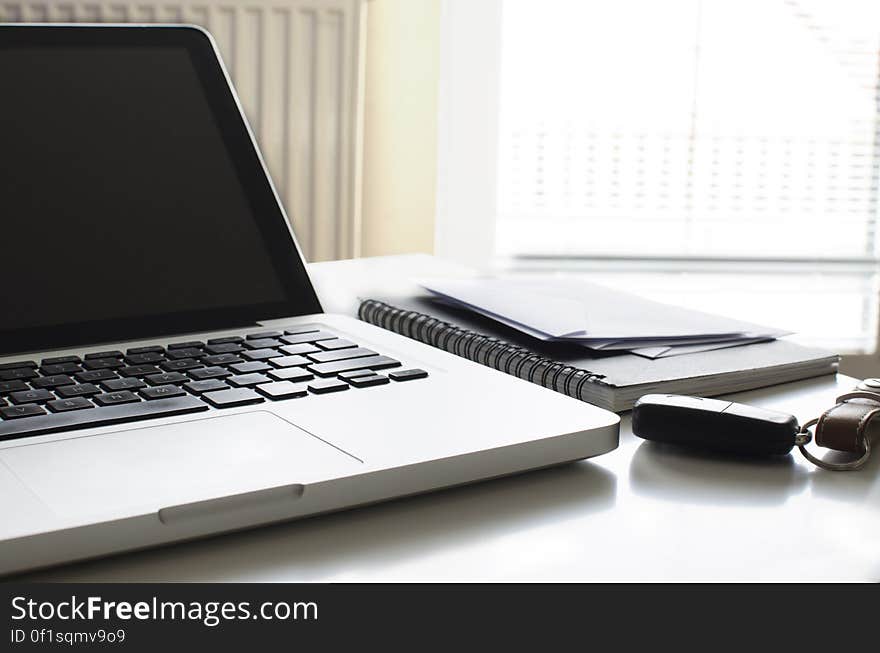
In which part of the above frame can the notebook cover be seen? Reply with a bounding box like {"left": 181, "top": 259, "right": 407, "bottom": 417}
{"left": 362, "top": 292, "right": 839, "bottom": 392}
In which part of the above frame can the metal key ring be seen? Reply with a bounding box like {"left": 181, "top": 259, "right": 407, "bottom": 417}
{"left": 796, "top": 417, "right": 873, "bottom": 472}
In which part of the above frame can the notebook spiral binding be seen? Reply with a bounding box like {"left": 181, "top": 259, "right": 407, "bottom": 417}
{"left": 358, "top": 299, "right": 606, "bottom": 401}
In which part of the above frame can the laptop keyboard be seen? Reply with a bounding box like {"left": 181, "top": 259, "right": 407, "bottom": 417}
{"left": 0, "top": 325, "right": 428, "bottom": 441}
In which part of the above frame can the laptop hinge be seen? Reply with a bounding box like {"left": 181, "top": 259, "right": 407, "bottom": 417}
{"left": 257, "top": 313, "right": 324, "bottom": 328}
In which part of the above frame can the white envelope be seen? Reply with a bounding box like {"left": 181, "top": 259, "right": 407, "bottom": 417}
{"left": 630, "top": 336, "right": 779, "bottom": 359}
{"left": 420, "top": 277, "right": 783, "bottom": 343}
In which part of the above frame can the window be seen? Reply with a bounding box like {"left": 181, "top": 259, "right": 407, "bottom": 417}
{"left": 497, "top": 0, "right": 880, "bottom": 260}
{"left": 437, "top": 0, "right": 880, "bottom": 353}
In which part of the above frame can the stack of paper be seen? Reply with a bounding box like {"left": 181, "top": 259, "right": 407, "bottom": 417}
{"left": 419, "top": 277, "right": 788, "bottom": 359}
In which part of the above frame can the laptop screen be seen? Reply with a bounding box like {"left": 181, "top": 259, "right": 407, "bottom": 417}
{"left": 0, "top": 27, "right": 321, "bottom": 355}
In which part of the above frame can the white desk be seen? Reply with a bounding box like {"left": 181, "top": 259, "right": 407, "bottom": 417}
{"left": 25, "top": 255, "right": 880, "bottom": 582}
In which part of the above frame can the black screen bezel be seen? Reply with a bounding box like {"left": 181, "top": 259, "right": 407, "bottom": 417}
{"left": 0, "top": 25, "right": 322, "bottom": 356}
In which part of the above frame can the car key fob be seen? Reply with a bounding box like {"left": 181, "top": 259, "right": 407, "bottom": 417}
{"left": 632, "top": 394, "right": 800, "bottom": 456}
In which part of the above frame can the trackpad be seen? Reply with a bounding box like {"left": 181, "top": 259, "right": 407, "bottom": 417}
{"left": 0, "top": 411, "right": 361, "bottom": 522}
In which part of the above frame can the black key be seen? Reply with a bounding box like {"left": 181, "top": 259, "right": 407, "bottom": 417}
{"left": 269, "top": 355, "right": 311, "bottom": 369}
{"left": 83, "top": 357, "right": 123, "bottom": 370}
{"left": 167, "top": 340, "right": 205, "bottom": 350}
{"left": 279, "top": 343, "right": 321, "bottom": 356}
{"left": 0, "top": 368, "right": 38, "bottom": 381}
{"left": 84, "top": 350, "right": 123, "bottom": 360}
{"left": 1, "top": 403, "right": 46, "bottom": 419}
{"left": 13, "top": 388, "right": 58, "bottom": 405}
{"left": 308, "top": 355, "right": 401, "bottom": 377}
{"left": 201, "top": 388, "right": 265, "bottom": 408}
{"left": 9, "top": 388, "right": 54, "bottom": 404}
{"left": 126, "top": 345, "right": 165, "bottom": 355}
{"left": 338, "top": 370, "right": 377, "bottom": 380}
{"left": 188, "top": 366, "right": 232, "bottom": 381}
{"left": 316, "top": 338, "right": 358, "bottom": 351}
{"left": 40, "top": 362, "right": 82, "bottom": 375}
{"left": 281, "top": 331, "right": 337, "bottom": 345}
{"left": 284, "top": 325, "right": 321, "bottom": 335}
{"left": 245, "top": 338, "right": 281, "bottom": 349}
{"left": 31, "top": 374, "right": 76, "bottom": 389}
{"left": 47, "top": 397, "right": 94, "bottom": 413}
{"left": 267, "top": 367, "right": 314, "bottom": 383}
{"left": 307, "top": 378, "right": 349, "bottom": 394}
{"left": 206, "top": 336, "right": 243, "bottom": 345}
{"left": 56, "top": 383, "right": 101, "bottom": 398}
{"left": 228, "top": 373, "right": 271, "bottom": 388}
{"left": 203, "top": 353, "right": 243, "bottom": 366}
{"left": 183, "top": 379, "right": 230, "bottom": 395}
{"left": 255, "top": 381, "right": 308, "bottom": 400}
{"left": 229, "top": 361, "right": 271, "bottom": 374}
{"left": 242, "top": 348, "right": 282, "bottom": 361}
{"left": 94, "top": 391, "right": 140, "bottom": 406}
{"left": 75, "top": 370, "right": 118, "bottom": 383}
{"left": 307, "top": 347, "right": 377, "bottom": 363}
{"left": 0, "top": 360, "right": 37, "bottom": 371}
{"left": 0, "top": 380, "right": 29, "bottom": 394}
{"left": 41, "top": 355, "right": 81, "bottom": 366}
{"left": 204, "top": 342, "right": 244, "bottom": 355}
{"left": 247, "top": 331, "right": 282, "bottom": 340}
{"left": 166, "top": 347, "right": 206, "bottom": 360}
{"left": 348, "top": 374, "right": 391, "bottom": 388}
{"left": 118, "top": 364, "right": 162, "bottom": 378}
{"left": 141, "top": 385, "right": 187, "bottom": 400}
{"left": 102, "top": 377, "right": 146, "bottom": 392}
{"left": 125, "top": 352, "right": 165, "bottom": 365}
{"left": 389, "top": 369, "right": 429, "bottom": 382}
{"left": 161, "top": 358, "right": 204, "bottom": 372}
{"left": 0, "top": 395, "right": 209, "bottom": 441}
{"left": 145, "top": 372, "right": 189, "bottom": 386}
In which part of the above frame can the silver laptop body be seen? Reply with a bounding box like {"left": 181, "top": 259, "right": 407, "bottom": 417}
{"left": 0, "top": 24, "right": 619, "bottom": 575}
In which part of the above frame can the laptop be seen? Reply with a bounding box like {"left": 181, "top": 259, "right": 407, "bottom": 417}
{"left": 0, "top": 24, "right": 619, "bottom": 575}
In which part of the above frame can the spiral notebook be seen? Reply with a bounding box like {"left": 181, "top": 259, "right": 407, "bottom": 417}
{"left": 358, "top": 294, "right": 839, "bottom": 412}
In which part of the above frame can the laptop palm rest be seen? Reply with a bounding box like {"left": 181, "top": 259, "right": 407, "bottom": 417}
{"left": 0, "top": 411, "right": 362, "bottom": 524}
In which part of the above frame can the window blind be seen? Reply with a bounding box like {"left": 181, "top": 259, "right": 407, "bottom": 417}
{"left": 496, "top": 0, "right": 880, "bottom": 261}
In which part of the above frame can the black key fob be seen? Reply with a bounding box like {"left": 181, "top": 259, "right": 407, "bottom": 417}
{"left": 632, "top": 394, "right": 799, "bottom": 456}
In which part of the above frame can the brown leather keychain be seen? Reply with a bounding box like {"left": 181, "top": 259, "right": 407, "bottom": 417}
{"left": 796, "top": 389, "right": 880, "bottom": 471}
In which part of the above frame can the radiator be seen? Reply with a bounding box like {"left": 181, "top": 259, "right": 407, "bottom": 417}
{"left": 0, "top": 0, "right": 366, "bottom": 261}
